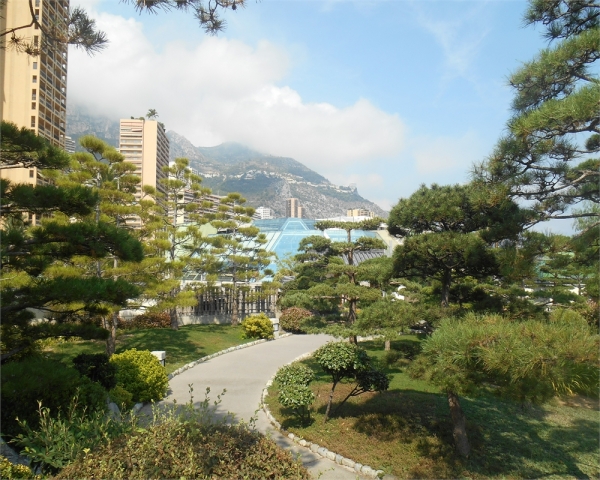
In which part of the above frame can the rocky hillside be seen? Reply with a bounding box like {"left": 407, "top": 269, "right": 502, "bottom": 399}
{"left": 65, "top": 104, "right": 387, "bottom": 218}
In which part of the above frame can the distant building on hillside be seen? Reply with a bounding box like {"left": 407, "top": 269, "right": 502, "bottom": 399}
{"left": 347, "top": 208, "right": 375, "bottom": 218}
{"left": 119, "top": 118, "right": 169, "bottom": 198}
{"left": 286, "top": 198, "right": 305, "bottom": 218}
{"left": 118, "top": 118, "right": 169, "bottom": 227}
{"left": 253, "top": 206, "right": 275, "bottom": 220}
{"left": 65, "top": 136, "right": 76, "bottom": 153}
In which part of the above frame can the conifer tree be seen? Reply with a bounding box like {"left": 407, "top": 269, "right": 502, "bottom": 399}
{"left": 209, "top": 193, "right": 274, "bottom": 325}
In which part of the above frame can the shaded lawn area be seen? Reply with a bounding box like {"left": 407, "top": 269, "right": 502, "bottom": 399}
{"left": 266, "top": 338, "right": 600, "bottom": 479}
{"left": 42, "top": 324, "right": 250, "bottom": 375}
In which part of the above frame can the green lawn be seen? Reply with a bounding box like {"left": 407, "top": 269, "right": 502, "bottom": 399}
{"left": 42, "top": 324, "right": 251, "bottom": 375}
{"left": 266, "top": 337, "right": 600, "bottom": 479}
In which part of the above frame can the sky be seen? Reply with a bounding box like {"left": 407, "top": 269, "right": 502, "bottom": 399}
{"left": 68, "top": 0, "right": 549, "bottom": 217}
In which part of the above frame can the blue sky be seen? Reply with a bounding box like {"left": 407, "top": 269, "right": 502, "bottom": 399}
{"left": 70, "top": 0, "right": 553, "bottom": 221}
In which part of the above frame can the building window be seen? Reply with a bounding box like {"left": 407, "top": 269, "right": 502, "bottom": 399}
{"left": 29, "top": 170, "right": 34, "bottom": 178}
{"left": 31, "top": 89, "right": 37, "bottom": 100}
{"left": 33, "top": 62, "right": 38, "bottom": 69}
{"left": 32, "top": 102, "right": 36, "bottom": 109}
{"left": 32, "top": 75, "right": 37, "bottom": 83}
{"left": 31, "top": 116, "right": 36, "bottom": 128}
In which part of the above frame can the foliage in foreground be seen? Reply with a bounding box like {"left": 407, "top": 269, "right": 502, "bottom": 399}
{"left": 110, "top": 349, "right": 168, "bottom": 403}
{"left": 0, "top": 456, "right": 41, "bottom": 480}
{"left": 275, "top": 363, "right": 316, "bottom": 425}
{"left": 1, "top": 358, "right": 106, "bottom": 438}
{"left": 56, "top": 388, "right": 309, "bottom": 480}
{"left": 11, "top": 395, "right": 135, "bottom": 475}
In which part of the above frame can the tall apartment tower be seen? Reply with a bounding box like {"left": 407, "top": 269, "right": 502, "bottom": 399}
{"left": 286, "top": 198, "right": 305, "bottom": 218}
{"left": 118, "top": 119, "right": 170, "bottom": 199}
{"left": 0, "top": 0, "right": 70, "bottom": 187}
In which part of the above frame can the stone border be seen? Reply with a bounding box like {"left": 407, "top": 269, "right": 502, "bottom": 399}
{"left": 167, "top": 333, "right": 293, "bottom": 380}
{"left": 261, "top": 352, "right": 385, "bottom": 479}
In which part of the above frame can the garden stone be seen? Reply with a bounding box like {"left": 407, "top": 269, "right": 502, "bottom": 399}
{"left": 335, "top": 454, "right": 344, "bottom": 464}
{"left": 288, "top": 433, "right": 295, "bottom": 440}
{"left": 310, "top": 443, "right": 320, "bottom": 453}
{"left": 317, "top": 447, "right": 328, "bottom": 457}
{"left": 342, "top": 458, "right": 355, "bottom": 468}
{"left": 354, "top": 463, "right": 363, "bottom": 473}
{"left": 107, "top": 402, "right": 121, "bottom": 421}
{"left": 326, "top": 451, "right": 336, "bottom": 461}
{"left": 132, "top": 403, "right": 144, "bottom": 414}
{"left": 361, "top": 466, "right": 376, "bottom": 477}
{"left": 299, "top": 439, "right": 308, "bottom": 447}
{"left": 375, "top": 470, "right": 385, "bottom": 478}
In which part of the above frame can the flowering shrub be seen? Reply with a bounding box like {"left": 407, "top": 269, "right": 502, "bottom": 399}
{"left": 118, "top": 312, "right": 171, "bottom": 330}
{"left": 279, "top": 307, "right": 313, "bottom": 333}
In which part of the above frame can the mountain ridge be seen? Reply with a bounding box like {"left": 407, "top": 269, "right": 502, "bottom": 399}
{"left": 65, "top": 105, "right": 387, "bottom": 218}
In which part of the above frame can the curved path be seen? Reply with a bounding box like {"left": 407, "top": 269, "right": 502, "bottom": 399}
{"left": 148, "top": 334, "right": 365, "bottom": 479}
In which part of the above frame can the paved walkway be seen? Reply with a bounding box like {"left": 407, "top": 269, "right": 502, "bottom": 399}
{"left": 148, "top": 334, "right": 366, "bottom": 479}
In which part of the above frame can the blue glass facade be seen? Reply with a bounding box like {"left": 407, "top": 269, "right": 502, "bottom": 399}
{"left": 254, "top": 218, "right": 379, "bottom": 272}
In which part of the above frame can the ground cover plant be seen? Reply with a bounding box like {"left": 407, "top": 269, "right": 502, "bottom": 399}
{"left": 266, "top": 337, "right": 600, "bottom": 478}
{"left": 39, "top": 324, "right": 251, "bottom": 375}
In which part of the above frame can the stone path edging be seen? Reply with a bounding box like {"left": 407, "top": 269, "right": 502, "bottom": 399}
{"left": 261, "top": 352, "right": 385, "bottom": 479}
{"left": 167, "top": 333, "right": 293, "bottom": 380}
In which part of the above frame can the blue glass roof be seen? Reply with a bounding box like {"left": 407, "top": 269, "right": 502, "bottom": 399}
{"left": 253, "top": 218, "right": 379, "bottom": 272}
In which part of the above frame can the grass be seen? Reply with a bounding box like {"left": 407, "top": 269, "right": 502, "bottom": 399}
{"left": 266, "top": 337, "right": 600, "bottom": 479}
{"left": 41, "top": 324, "right": 252, "bottom": 375}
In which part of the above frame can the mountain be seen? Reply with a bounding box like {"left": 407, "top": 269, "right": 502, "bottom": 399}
{"left": 65, "top": 104, "right": 387, "bottom": 218}
{"left": 167, "top": 135, "right": 387, "bottom": 218}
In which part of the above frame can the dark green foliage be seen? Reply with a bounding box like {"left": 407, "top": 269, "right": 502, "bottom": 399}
{"left": 0, "top": 358, "right": 106, "bottom": 438}
{"left": 274, "top": 363, "right": 315, "bottom": 387}
{"left": 313, "top": 341, "right": 390, "bottom": 420}
{"left": 72, "top": 353, "right": 117, "bottom": 390}
{"left": 118, "top": 312, "right": 171, "bottom": 330}
{"left": 278, "top": 385, "right": 315, "bottom": 426}
{"left": 11, "top": 395, "right": 134, "bottom": 475}
{"left": 110, "top": 349, "right": 168, "bottom": 403}
{"left": 279, "top": 307, "right": 313, "bottom": 333}
{"left": 0, "top": 121, "right": 71, "bottom": 171}
{"left": 108, "top": 385, "right": 134, "bottom": 410}
{"left": 240, "top": 313, "right": 274, "bottom": 340}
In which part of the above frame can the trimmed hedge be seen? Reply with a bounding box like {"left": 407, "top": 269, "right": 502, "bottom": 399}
{"left": 118, "top": 312, "right": 171, "bottom": 330}
{"left": 110, "top": 349, "right": 168, "bottom": 403}
{"left": 279, "top": 307, "right": 313, "bottom": 333}
{"left": 241, "top": 313, "right": 274, "bottom": 340}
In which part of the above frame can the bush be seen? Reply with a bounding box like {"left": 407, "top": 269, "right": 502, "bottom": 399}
{"left": 110, "top": 349, "right": 168, "bottom": 403}
{"left": 279, "top": 307, "right": 313, "bottom": 333}
{"left": 241, "top": 313, "right": 274, "bottom": 340}
{"left": 72, "top": 353, "right": 117, "bottom": 390}
{"left": 118, "top": 312, "right": 171, "bottom": 330}
{"left": 383, "top": 349, "right": 402, "bottom": 367}
{"left": 0, "top": 456, "right": 41, "bottom": 480}
{"left": 1, "top": 358, "right": 106, "bottom": 438}
{"left": 394, "top": 340, "right": 422, "bottom": 360}
{"left": 55, "top": 391, "right": 309, "bottom": 480}
{"left": 11, "top": 394, "right": 134, "bottom": 475}
{"left": 278, "top": 385, "right": 314, "bottom": 425}
{"left": 108, "top": 385, "right": 134, "bottom": 410}
{"left": 274, "top": 363, "right": 314, "bottom": 387}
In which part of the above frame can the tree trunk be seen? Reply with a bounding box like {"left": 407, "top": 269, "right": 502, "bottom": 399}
{"left": 441, "top": 269, "right": 452, "bottom": 308}
{"left": 324, "top": 381, "right": 338, "bottom": 422}
{"left": 385, "top": 339, "right": 391, "bottom": 351}
{"left": 348, "top": 298, "right": 357, "bottom": 324}
{"left": 349, "top": 335, "right": 358, "bottom": 344}
{"left": 105, "top": 312, "right": 118, "bottom": 356}
{"left": 447, "top": 390, "right": 470, "bottom": 457}
{"left": 231, "top": 284, "right": 239, "bottom": 325}
{"left": 170, "top": 306, "right": 179, "bottom": 330}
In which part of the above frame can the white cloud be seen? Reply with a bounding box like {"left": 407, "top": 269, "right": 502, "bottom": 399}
{"left": 68, "top": 11, "right": 405, "bottom": 174}
{"left": 412, "top": 131, "right": 483, "bottom": 175}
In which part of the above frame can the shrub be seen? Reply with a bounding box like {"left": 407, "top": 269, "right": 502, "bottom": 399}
{"left": 118, "top": 312, "right": 171, "bottom": 330}
{"left": 241, "top": 313, "right": 274, "bottom": 340}
{"left": 108, "top": 385, "right": 134, "bottom": 410}
{"left": 0, "top": 456, "right": 41, "bottom": 480}
{"left": 55, "top": 391, "right": 309, "bottom": 480}
{"left": 394, "top": 340, "right": 422, "bottom": 360}
{"left": 110, "top": 349, "right": 168, "bottom": 403}
{"left": 11, "top": 394, "right": 134, "bottom": 476}
{"left": 274, "top": 363, "right": 314, "bottom": 387}
{"left": 279, "top": 307, "right": 313, "bottom": 333}
{"left": 278, "top": 384, "right": 314, "bottom": 425}
{"left": 72, "top": 353, "right": 117, "bottom": 390}
{"left": 1, "top": 358, "right": 106, "bottom": 438}
{"left": 383, "top": 349, "right": 402, "bottom": 367}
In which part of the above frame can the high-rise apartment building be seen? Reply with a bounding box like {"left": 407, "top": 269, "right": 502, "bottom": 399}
{"left": 347, "top": 209, "right": 375, "bottom": 218}
{"left": 286, "top": 198, "right": 304, "bottom": 218}
{"left": 1, "top": 0, "right": 69, "bottom": 188}
{"left": 118, "top": 118, "right": 170, "bottom": 199}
